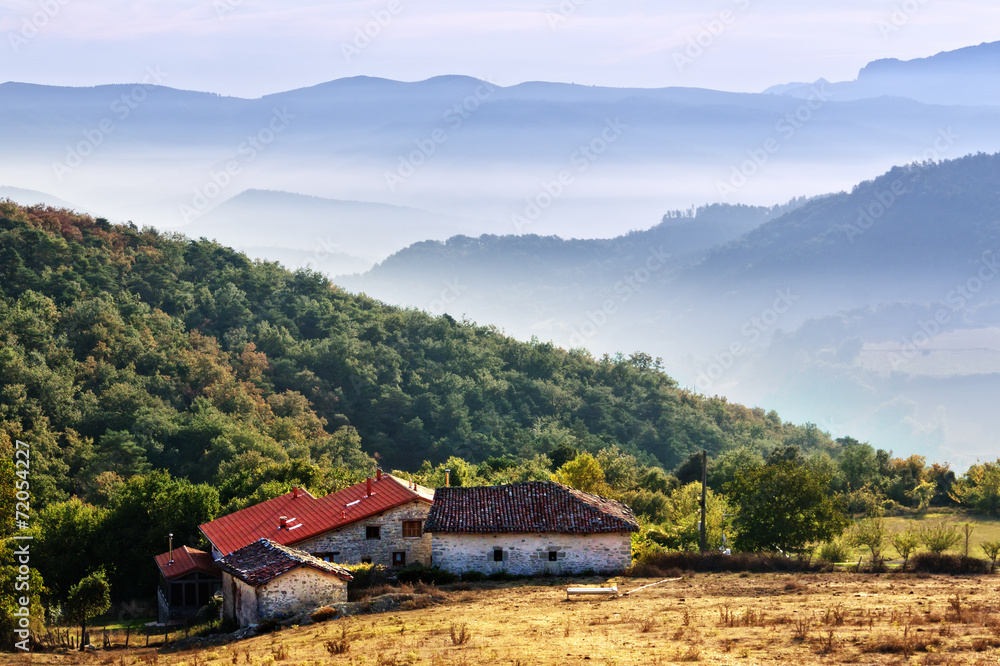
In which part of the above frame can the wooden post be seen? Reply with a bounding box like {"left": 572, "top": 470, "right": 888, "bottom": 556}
{"left": 699, "top": 449, "right": 708, "bottom": 553}
{"left": 125, "top": 625, "right": 131, "bottom": 648}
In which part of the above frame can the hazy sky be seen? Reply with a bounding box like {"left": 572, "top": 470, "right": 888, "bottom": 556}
{"left": 2, "top": 0, "right": 998, "bottom": 97}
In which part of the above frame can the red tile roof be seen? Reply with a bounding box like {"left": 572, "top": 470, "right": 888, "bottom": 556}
{"left": 200, "top": 475, "right": 433, "bottom": 556}
{"left": 154, "top": 546, "right": 221, "bottom": 580}
{"left": 217, "top": 539, "right": 353, "bottom": 586}
{"left": 423, "top": 481, "right": 639, "bottom": 534}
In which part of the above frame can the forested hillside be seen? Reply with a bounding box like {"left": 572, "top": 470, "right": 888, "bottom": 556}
{"left": 0, "top": 200, "right": 839, "bottom": 506}
{"left": 4, "top": 201, "right": 998, "bottom": 606}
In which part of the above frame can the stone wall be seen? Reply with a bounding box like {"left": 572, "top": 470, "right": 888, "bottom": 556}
{"left": 258, "top": 568, "right": 348, "bottom": 620}
{"left": 297, "top": 501, "right": 432, "bottom": 567}
{"left": 430, "top": 533, "right": 632, "bottom": 576}
{"left": 222, "top": 572, "right": 259, "bottom": 627}
{"left": 222, "top": 568, "right": 349, "bottom": 627}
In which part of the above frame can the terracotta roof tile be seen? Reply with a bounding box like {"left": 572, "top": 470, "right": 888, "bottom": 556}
{"left": 154, "top": 546, "right": 220, "bottom": 580}
{"left": 217, "top": 538, "right": 354, "bottom": 586}
{"left": 423, "top": 481, "right": 639, "bottom": 534}
{"left": 200, "top": 475, "right": 433, "bottom": 556}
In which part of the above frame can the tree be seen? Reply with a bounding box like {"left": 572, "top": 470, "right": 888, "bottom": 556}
{"left": 949, "top": 460, "right": 1000, "bottom": 514}
{"left": 981, "top": 540, "right": 1000, "bottom": 574}
{"left": 726, "top": 461, "right": 847, "bottom": 555}
{"left": 919, "top": 521, "right": 961, "bottom": 554}
{"left": 889, "top": 522, "right": 921, "bottom": 570}
{"left": 849, "top": 516, "right": 887, "bottom": 568}
{"left": 66, "top": 571, "right": 110, "bottom": 650}
{"left": 552, "top": 453, "right": 610, "bottom": 495}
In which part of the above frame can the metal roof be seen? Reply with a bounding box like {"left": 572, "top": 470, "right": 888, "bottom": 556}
{"left": 200, "top": 475, "right": 433, "bottom": 556}
{"left": 154, "top": 546, "right": 221, "bottom": 580}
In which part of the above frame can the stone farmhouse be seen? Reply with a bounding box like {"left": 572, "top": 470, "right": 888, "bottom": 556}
{"left": 199, "top": 471, "right": 434, "bottom": 568}
{"left": 424, "top": 481, "right": 639, "bottom": 576}
{"left": 217, "top": 538, "right": 353, "bottom": 627}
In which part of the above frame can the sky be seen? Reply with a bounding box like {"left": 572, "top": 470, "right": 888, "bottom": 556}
{"left": 1, "top": 0, "right": 999, "bottom": 97}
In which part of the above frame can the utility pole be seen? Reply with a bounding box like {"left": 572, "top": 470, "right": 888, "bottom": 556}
{"left": 699, "top": 449, "right": 708, "bottom": 553}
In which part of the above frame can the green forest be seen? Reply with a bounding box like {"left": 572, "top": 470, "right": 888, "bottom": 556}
{"left": 0, "top": 201, "right": 998, "bottom": 616}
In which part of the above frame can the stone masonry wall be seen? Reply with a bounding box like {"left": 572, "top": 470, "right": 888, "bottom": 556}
{"left": 222, "top": 572, "right": 259, "bottom": 627}
{"left": 258, "top": 568, "right": 348, "bottom": 620}
{"left": 297, "top": 501, "right": 432, "bottom": 567}
{"left": 430, "top": 533, "right": 633, "bottom": 576}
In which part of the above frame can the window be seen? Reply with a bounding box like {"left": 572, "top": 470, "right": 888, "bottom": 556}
{"left": 314, "top": 551, "right": 340, "bottom": 562}
{"left": 392, "top": 551, "right": 406, "bottom": 567}
{"left": 361, "top": 557, "right": 372, "bottom": 564}
{"left": 402, "top": 520, "right": 423, "bottom": 538}
{"left": 366, "top": 526, "right": 381, "bottom": 540}
{"left": 493, "top": 548, "right": 504, "bottom": 562}
{"left": 548, "top": 551, "right": 558, "bottom": 562}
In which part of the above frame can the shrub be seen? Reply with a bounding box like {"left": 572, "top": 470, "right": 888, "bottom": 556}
{"left": 460, "top": 571, "right": 486, "bottom": 583}
{"left": 624, "top": 551, "right": 823, "bottom": 576}
{"left": 920, "top": 521, "right": 961, "bottom": 554}
{"left": 450, "top": 623, "right": 471, "bottom": 645}
{"left": 817, "top": 538, "right": 850, "bottom": 564}
{"left": 910, "top": 553, "right": 990, "bottom": 574}
{"left": 395, "top": 564, "right": 458, "bottom": 585}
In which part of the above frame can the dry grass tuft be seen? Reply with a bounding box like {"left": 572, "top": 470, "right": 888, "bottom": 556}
{"left": 450, "top": 622, "right": 471, "bottom": 645}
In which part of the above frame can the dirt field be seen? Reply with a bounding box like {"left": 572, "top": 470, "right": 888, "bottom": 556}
{"left": 7, "top": 573, "right": 1000, "bottom": 665}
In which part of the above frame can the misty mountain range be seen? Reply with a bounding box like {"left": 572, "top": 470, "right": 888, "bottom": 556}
{"left": 3, "top": 40, "right": 1000, "bottom": 258}
{"left": 3, "top": 40, "right": 1000, "bottom": 465}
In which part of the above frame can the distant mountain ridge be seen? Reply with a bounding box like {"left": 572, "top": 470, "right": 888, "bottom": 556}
{"left": 4, "top": 42, "right": 1000, "bottom": 239}
{"left": 766, "top": 41, "right": 1000, "bottom": 106}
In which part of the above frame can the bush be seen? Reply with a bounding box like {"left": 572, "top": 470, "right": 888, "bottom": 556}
{"left": 345, "top": 563, "right": 391, "bottom": 595}
{"left": 460, "top": 571, "right": 486, "bottom": 583}
{"left": 624, "top": 551, "right": 824, "bottom": 576}
{"left": 909, "top": 553, "right": 990, "bottom": 574}
{"left": 395, "top": 564, "right": 458, "bottom": 585}
{"left": 817, "top": 538, "right": 850, "bottom": 564}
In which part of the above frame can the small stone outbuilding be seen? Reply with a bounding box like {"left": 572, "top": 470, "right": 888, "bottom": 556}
{"left": 217, "top": 538, "right": 353, "bottom": 627}
{"left": 424, "top": 481, "right": 639, "bottom": 576}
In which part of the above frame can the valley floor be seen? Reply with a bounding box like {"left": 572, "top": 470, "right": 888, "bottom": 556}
{"left": 8, "top": 572, "right": 1000, "bottom": 665}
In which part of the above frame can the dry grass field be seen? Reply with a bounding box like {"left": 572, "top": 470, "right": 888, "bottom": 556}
{"left": 7, "top": 572, "right": 1000, "bottom": 666}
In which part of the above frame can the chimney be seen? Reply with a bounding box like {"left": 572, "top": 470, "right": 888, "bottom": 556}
{"left": 292, "top": 487, "right": 299, "bottom": 499}
{"left": 366, "top": 477, "right": 372, "bottom": 497}
{"left": 376, "top": 468, "right": 382, "bottom": 482}
{"left": 445, "top": 469, "right": 451, "bottom": 488}
{"left": 168, "top": 533, "right": 174, "bottom": 565}
{"left": 279, "top": 516, "right": 288, "bottom": 529}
